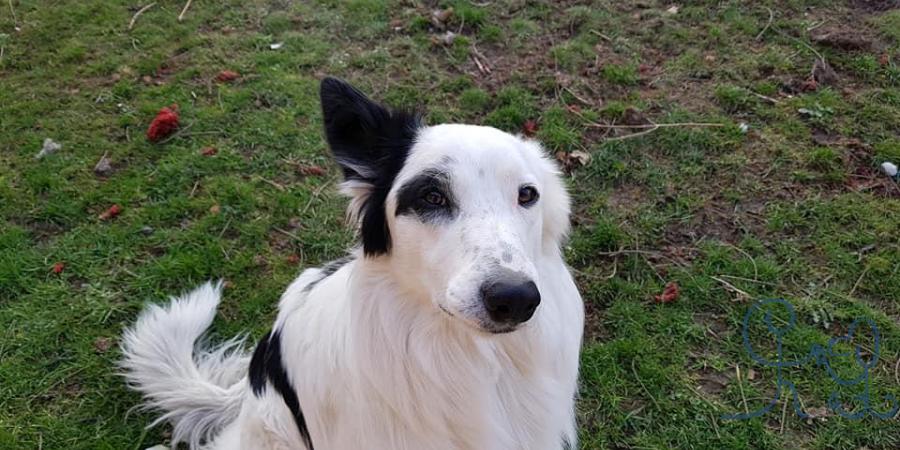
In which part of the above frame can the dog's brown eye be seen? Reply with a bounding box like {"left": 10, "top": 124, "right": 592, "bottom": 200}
{"left": 423, "top": 189, "right": 447, "bottom": 207}
{"left": 518, "top": 185, "right": 539, "bottom": 206}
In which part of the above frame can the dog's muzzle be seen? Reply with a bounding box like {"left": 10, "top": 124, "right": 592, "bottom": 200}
{"left": 480, "top": 273, "right": 541, "bottom": 326}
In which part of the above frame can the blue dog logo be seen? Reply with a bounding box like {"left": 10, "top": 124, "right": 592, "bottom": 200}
{"left": 722, "top": 298, "right": 898, "bottom": 420}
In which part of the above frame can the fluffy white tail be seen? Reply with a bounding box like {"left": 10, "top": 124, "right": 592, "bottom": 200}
{"left": 121, "top": 282, "right": 249, "bottom": 448}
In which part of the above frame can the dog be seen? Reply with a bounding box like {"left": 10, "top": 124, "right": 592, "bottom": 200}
{"left": 121, "top": 77, "right": 585, "bottom": 450}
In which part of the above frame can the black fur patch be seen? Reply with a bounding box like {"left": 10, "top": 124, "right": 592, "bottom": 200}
{"left": 319, "top": 77, "right": 422, "bottom": 257}
{"left": 302, "top": 255, "right": 355, "bottom": 293}
{"left": 394, "top": 169, "right": 457, "bottom": 222}
{"left": 249, "top": 330, "right": 314, "bottom": 449}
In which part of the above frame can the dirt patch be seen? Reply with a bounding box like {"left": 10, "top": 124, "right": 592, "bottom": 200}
{"left": 22, "top": 219, "right": 67, "bottom": 242}
{"left": 810, "top": 25, "right": 877, "bottom": 51}
{"left": 663, "top": 199, "right": 768, "bottom": 246}
{"left": 582, "top": 296, "right": 610, "bottom": 343}
{"left": 850, "top": 0, "right": 900, "bottom": 12}
{"left": 844, "top": 140, "right": 900, "bottom": 198}
{"left": 693, "top": 312, "right": 732, "bottom": 339}
{"left": 605, "top": 183, "right": 649, "bottom": 212}
{"left": 694, "top": 367, "right": 733, "bottom": 396}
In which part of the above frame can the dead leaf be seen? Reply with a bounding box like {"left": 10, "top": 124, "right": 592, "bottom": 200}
{"left": 297, "top": 164, "right": 326, "bottom": 177}
{"left": 800, "top": 78, "right": 818, "bottom": 92}
{"left": 209, "top": 204, "right": 221, "bottom": 215}
{"left": 94, "top": 337, "right": 112, "bottom": 353}
{"left": 215, "top": 70, "right": 240, "bottom": 83}
{"left": 201, "top": 146, "right": 218, "bottom": 156}
{"left": 665, "top": 5, "right": 679, "bottom": 14}
{"left": 286, "top": 254, "right": 301, "bottom": 264}
{"left": 522, "top": 119, "right": 539, "bottom": 137}
{"left": 569, "top": 150, "right": 592, "bottom": 166}
{"left": 654, "top": 281, "right": 679, "bottom": 303}
{"left": 431, "top": 31, "right": 456, "bottom": 46}
{"left": 99, "top": 204, "right": 122, "bottom": 220}
{"left": 51, "top": 262, "right": 65, "bottom": 274}
{"left": 431, "top": 8, "right": 454, "bottom": 29}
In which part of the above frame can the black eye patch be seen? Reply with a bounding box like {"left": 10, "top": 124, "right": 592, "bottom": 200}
{"left": 395, "top": 170, "right": 457, "bottom": 222}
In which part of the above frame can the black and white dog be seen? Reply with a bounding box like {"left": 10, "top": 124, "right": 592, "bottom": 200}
{"left": 122, "top": 78, "right": 584, "bottom": 450}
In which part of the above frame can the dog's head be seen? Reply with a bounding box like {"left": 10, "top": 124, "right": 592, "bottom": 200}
{"left": 320, "top": 78, "right": 570, "bottom": 334}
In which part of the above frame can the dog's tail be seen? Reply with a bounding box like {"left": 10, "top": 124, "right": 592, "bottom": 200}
{"left": 121, "top": 282, "right": 249, "bottom": 448}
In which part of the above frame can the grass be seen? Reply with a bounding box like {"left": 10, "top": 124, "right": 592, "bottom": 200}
{"left": 1, "top": 0, "right": 899, "bottom": 448}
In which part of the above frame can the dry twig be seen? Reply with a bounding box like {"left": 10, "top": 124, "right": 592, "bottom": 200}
{"left": 736, "top": 365, "right": 750, "bottom": 415}
{"left": 178, "top": 0, "right": 193, "bottom": 22}
{"left": 129, "top": 2, "right": 157, "bottom": 31}
{"left": 756, "top": 7, "right": 774, "bottom": 41}
{"left": 470, "top": 45, "right": 491, "bottom": 75}
{"left": 7, "top": 0, "right": 19, "bottom": 31}
{"left": 711, "top": 275, "right": 752, "bottom": 299}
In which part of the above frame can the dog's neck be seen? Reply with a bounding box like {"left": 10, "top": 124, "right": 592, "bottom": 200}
{"left": 335, "top": 256, "right": 552, "bottom": 448}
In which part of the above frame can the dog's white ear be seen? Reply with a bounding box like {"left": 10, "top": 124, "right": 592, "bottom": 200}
{"left": 523, "top": 141, "right": 572, "bottom": 249}
{"left": 319, "top": 77, "right": 422, "bottom": 256}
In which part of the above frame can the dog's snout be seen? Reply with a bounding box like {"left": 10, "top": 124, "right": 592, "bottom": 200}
{"left": 481, "top": 279, "right": 541, "bottom": 325}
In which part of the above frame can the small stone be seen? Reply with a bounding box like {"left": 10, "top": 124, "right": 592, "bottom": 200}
{"left": 94, "top": 154, "right": 113, "bottom": 176}
{"left": 36, "top": 138, "right": 62, "bottom": 159}
{"left": 881, "top": 161, "right": 898, "bottom": 178}
{"left": 140, "top": 226, "right": 154, "bottom": 235}
{"left": 94, "top": 337, "right": 113, "bottom": 353}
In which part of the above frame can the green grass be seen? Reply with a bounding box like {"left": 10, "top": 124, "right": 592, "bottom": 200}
{"left": 2, "top": 0, "right": 899, "bottom": 448}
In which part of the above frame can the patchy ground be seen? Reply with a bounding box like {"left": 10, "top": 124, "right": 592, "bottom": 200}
{"left": 1, "top": 0, "right": 899, "bottom": 448}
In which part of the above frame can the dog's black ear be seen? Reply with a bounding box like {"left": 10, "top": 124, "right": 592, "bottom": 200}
{"left": 320, "top": 77, "right": 420, "bottom": 181}
{"left": 319, "top": 77, "right": 422, "bottom": 256}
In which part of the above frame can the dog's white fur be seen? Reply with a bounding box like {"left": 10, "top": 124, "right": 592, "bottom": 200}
{"left": 122, "top": 90, "right": 584, "bottom": 449}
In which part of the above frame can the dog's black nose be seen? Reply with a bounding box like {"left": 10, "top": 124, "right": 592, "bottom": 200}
{"left": 481, "top": 279, "right": 541, "bottom": 325}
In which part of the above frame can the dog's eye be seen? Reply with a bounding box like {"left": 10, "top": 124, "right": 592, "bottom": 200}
{"left": 423, "top": 189, "right": 447, "bottom": 207}
{"left": 518, "top": 185, "right": 539, "bottom": 206}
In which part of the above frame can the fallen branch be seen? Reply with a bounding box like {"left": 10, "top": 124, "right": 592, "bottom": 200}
{"left": 562, "top": 86, "right": 592, "bottom": 106}
{"left": 755, "top": 7, "right": 773, "bottom": 41}
{"left": 848, "top": 266, "right": 869, "bottom": 297}
{"left": 736, "top": 365, "right": 750, "bottom": 415}
{"left": 253, "top": 175, "right": 286, "bottom": 192}
{"left": 128, "top": 2, "right": 156, "bottom": 31}
{"left": 7, "top": 0, "right": 19, "bottom": 31}
{"left": 711, "top": 275, "right": 752, "bottom": 299}
{"left": 589, "top": 29, "right": 612, "bottom": 41}
{"left": 772, "top": 24, "right": 825, "bottom": 64}
{"left": 178, "top": 0, "right": 193, "bottom": 22}
{"left": 602, "top": 125, "right": 660, "bottom": 141}
{"left": 748, "top": 89, "right": 780, "bottom": 104}
{"left": 587, "top": 121, "right": 725, "bottom": 130}
{"left": 470, "top": 45, "right": 491, "bottom": 75}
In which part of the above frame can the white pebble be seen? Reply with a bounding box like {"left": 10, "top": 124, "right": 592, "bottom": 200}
{"left": 881, "top": 161, "right": 898, "bottom": 178}
{"left": 269, "top": 42, "right": 284, "bottom": 50}
{"left": 738, "top": 122, "right": 749, "bottom": 133}
{"left": 35, "top": 138, "right": 62, "bottom": 159}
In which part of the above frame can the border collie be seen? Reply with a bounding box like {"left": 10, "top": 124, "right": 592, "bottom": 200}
{"left": 121, "top": 77, "right": 584, "bottom": 450}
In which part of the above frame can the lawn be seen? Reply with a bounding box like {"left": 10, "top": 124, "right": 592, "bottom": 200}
{"left": 1, "top": 0, "right": 899, "bottom": 448}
